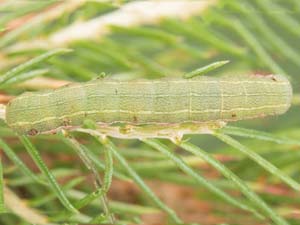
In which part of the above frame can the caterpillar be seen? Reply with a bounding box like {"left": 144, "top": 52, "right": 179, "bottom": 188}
{"left": 5, "top": 74, "right": 292, "bottom": 139}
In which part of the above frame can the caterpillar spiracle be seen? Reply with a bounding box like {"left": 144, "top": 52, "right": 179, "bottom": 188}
{"left": 5, "top": 74, "right": 292, "bottom": 139}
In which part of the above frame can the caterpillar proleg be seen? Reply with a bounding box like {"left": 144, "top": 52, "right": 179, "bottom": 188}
{"left": 5, "top": 74, "right": 292, "bottom": 139}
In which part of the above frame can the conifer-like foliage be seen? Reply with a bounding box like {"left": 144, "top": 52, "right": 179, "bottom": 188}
{"left": 0, "top": 1, "right": 299, "bottom": 224}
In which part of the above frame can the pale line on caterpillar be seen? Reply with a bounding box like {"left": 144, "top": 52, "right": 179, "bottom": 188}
{"left": 241, "top": 81, "right": 248, "bottom": 107}
{"left": 9, "top": 104, "right": 289, "bottom": 127}
{"left": 55, "top": 93, "right": 289, "bottom": 98}
{"left": 10, "top": 92, "right": 288, "bottom": 112}
{"left": 11, "top": 92, "right": 288, "bottom": 113}
{"left": 188, "top": 79, "right": 192, "bottom": 120}
{"left": 12, "top": 80, "right": 289, "bottom": 100}
{"left": 220, "top": 80, "right": 224, "bottom": 119}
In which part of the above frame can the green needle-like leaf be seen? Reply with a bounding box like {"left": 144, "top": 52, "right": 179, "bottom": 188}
{"left": 183, "top": 60, "right": 229, "bottom": 78}
{"left": 178, "top": 141, "right": 289, "bottom": 225}
{"left": 1, "top": 69, "right": 49, "bottom": 88}
{"left": 19, "top": 135, "right": 78, "bottom": 213}
{"left": 143, "top": 139, "right": 263, "bottom": 219}
{"left": 214, "top": 132, "right": 300, "bottom": 191}
{"left": 103, "top": 142, "right": 113, "bottom": 192}
{"left": 59, "top": 134, "right": 115, "bottom": 224}
{"left": 75, "top": 128, "right": 183, "bottom": 224}
{"left": 0, "top": 157, "right": 5, "bottom": 213}
{"left": 221, "top": 126, "right": 300, "bottom": 146}
{"left": 0, "top": 138, "right": 47, "bottom": 186}
{"left": 102, "top": 138, "right": 183, "bottom": 224}
{"left": 0, "top": 48, "right": 72, "bottom": 86}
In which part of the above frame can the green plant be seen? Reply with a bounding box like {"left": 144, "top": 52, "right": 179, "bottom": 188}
{"left": 0, "top": 1, "right": 299, "bottom": 225}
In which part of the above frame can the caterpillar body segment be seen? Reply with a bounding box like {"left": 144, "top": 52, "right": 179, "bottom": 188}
{"left": 5, "top": 74, "right": 292, "bottom": 138}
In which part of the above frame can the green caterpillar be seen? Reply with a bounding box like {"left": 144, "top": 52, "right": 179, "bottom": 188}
{"left": 5, "top": 74, "right": 292, "bottom": 138}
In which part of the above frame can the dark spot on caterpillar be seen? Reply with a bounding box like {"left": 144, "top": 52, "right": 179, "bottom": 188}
{"left": 271, "top": 76, "right": 277, "bottom": 82}
{"left": 115, "top": 89, "right": 118, "bottom": 95}
{"left": 133, "top": 115, "right": 138, "bottom": 123}
{"left": 119, "top": 126, "right": 131, "bottom": 134}
{"left": 231, "top": 113, "right": 237, "bottom": 118}
{"left": 28, "top": 128, "right": 38, "bottom": 136}
{"left": 62, "top": 118, "right": 71, "bottom": 126}
{"left": 60, "top": 83, "right": 72, "bottom": 90}
{"left": 253, "top": 74, "right": 277, "bottom": 81}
